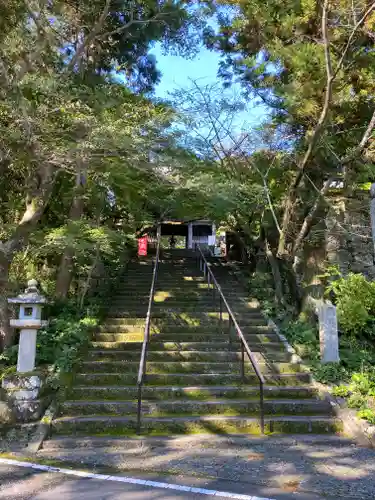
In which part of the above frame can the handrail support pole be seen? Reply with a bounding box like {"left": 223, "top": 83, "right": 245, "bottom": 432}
{"left": 260, "top": 381, "right": 265, "bottom": 434}
{"left": 240, "top": 342, "right": 245, "bottom": 381}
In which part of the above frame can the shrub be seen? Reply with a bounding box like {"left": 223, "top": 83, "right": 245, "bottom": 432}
{"left": 328, "top": 273, "right": 375, "bottom": 335}
{"left": 280, "top": 319, "right": 319, "bottom": 360}
{"left": 350, "top": 371, "right": 375, "bottom": 395}
{"left": 36, "top": 312, "right": 97, "bottom": 374}
{"left": 0, "top": 345, "right": 18, "bottom": 366}
{"left": 347, "top": 393, "right": 368, "bottom": 409}
{"left": 313, "top": 362, "right": 348, "bottom": 384}
{"left": 0, "top": 302, "right": 97, "bottom": 379}
{"left": 332, "top": 385, "right": 350, "bottom": 397}
{"left": 357, "top": 408, "right": 375, "bottom": 425}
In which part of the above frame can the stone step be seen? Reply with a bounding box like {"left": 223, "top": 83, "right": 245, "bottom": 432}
{"left": 60, "top": 398, "right": 332, "bottom": 417}
{"left": 105, "top": 312, "right": 266, "bottom": 324}
{"left": 52, "top": 415, "right": 342, "bottom": 436}
{"left": 96, "top": 323, "right": 270, "bottom": 334}
{"left": 98, "top": 325, "right": 146, "bottom": 333}
{"left": 90, "top": 341, "right": 285, "bottom": 352}
{"left": 68, "top": 384, "right": 320, "bottom": 402}
{"left": 81, "top": 360, "right": 303, "bottom": 374}
{"left": 102, "top": 317, "right": 146, "bottom": 325}
{"left": 75, "top": 372, "right": 311, "bottom": 386}
{"left": 87, "top": 349, "right": 293, "bottom": 363}
{"left": 93, "top": 332, "right": 280, "bottom": 343}
{"left": 41, "top": 433, "right": 354, "bottom": 451}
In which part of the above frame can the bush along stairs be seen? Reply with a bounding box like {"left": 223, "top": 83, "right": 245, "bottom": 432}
{"left": 46, "top": 249, "right": 342, "bottom": 446}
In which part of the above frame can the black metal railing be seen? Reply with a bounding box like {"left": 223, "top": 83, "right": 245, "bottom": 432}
{"left": 136, "top": 231, "right": 161, "bottom": 434}
{"left": 196, "top": 245, "right": 265, "bottom": 434}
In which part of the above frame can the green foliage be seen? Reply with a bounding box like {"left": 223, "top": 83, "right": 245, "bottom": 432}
{"left": 357, "top": 409, "right": 375, "bottom": 425}
{"left": 0, "top": 365, "right": 16, "bottom": 381}
{"left": 331, "top": 385, "right": 350, "bottom": 398}
{"left": 280, "top": 318, "right": 375, "bottom": 385}
{"left": 327, "top": 274, "right": 375, "bottom": 335}
{"left": 0, "top": 345, "right": 18, "bottom": 366}
{"left": 347, "top": 394, "right": 368, "bottom": 410}
{"left": 351, "top": 371, "right": 375, "bottom": 395}
{"left": 0, "top": 302, "right": 96, "bottom": 377}
{"left": 331, "top": 369, "right": 375, "bottom": 425}
{"left": 313, "top": 363, "right": 348, "bottom": 385}
{"left": 36, "top": 309, "right": 97, "bottom": 374}
{"left": 282, "top": 319, "right": 317, "bottom": 347}
{"left": 248, "top": 271, "right": 278, "bottom": 316}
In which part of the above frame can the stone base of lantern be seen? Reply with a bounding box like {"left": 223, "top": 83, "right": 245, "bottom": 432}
{"left": 2, "top": 373, "right": 47, "bottom": 422}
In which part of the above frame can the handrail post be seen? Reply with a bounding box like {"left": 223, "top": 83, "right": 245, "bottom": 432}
{"left": 219, "top": 296, "right": 223, "bottom": 324}
{"left": 260, "top": 380, "right": 265, "bottom": 434}
{"left": 137, "top": 385, "right": 142, "bottom": 434}
{"left": 240, "top": 342, "right": 245, "bottom": 381}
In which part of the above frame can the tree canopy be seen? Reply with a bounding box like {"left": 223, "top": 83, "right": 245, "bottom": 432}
{"left": 1, "top": 0, "right": 375, "bottom": 348}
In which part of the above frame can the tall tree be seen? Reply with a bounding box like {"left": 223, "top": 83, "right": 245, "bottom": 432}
{"left": 206, "top": 0, "right": 375, "bottom": 301}
{"left": 0, "top": 0, "right": 208, "bottom": 346}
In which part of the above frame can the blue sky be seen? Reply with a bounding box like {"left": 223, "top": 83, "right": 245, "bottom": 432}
{"left": 148, "top": 43, "right": 269, "bottom": 132}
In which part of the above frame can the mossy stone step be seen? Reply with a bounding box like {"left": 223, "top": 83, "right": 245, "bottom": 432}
{"left": 87, "top": 349, "right": 293, "bottom": 363}
{"left": 68, "top": 384, "right": 320, "bottom": 401}
{"left": 81, "top": 360, "right": 303, "bottom": 375}
{"left": 52, "top": 415, "right": 343, "bottom": 436}
{"left": 93, "top": 333, "right": 144, "bottom": 343}
{"left": 75, "top": 372, "right": 311, "bottom": 386}
{"left": 60, "top": 398, "right": 332, "bottom": 417}
{"left": 95, "top": 324, "right": 271, "bottom": 334}
{"left": 89, "top": 341, "right": 285, "bottom": 352}
{"left": 93, "top": 332, "right": 279, "bottom": 343}
{"left": 98, "top": 325, "right": 145, "bottom": 333}
{"left": 103, "top": 317, "right": 147, "bottom": 325}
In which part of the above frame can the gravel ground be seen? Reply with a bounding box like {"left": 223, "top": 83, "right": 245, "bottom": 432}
{"left": 35, "top": 435, "right": 375, "bottom": 500}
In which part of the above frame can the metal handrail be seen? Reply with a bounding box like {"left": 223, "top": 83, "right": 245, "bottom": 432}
{"left": 196, "top": 245, "right": 265, "bottom": 434}
{"left": 136, "top": 231, "right": 161, "bottom": 434}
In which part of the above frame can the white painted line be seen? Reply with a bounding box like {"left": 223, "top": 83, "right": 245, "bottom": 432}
{"left": 215, "top": 493, "right": 242, "bottom": 498}
{"left": 0, "top": 457, "right": 274, "bottom": 500}
{"left": 191, "top": 487, "right": 218, "bottom": 495}
{"left": 167, "top": 483, "right": 192, "bottom": 492}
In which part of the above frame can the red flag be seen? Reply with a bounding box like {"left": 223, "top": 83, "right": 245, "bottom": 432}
{"left": 138, "top": 236, "right": 148, "bottom": 256}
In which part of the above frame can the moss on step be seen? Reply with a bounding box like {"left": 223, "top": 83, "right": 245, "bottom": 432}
{"left": 81, "top": 361, "right": 304, "bottom": 375}
{"left": 52, "top": 417, "right": 343, "bottom": 437}
{"left": 60, "top": 400, "right": 331, "bottom": 418}
{"left": 74, "top": 372, "right": 311, "bottom": 386}
{"left": 68, "top": 385, "right": 319, "bottom": 401}
{"left": 86, "top": 351, "right": 291, "bottom": 363}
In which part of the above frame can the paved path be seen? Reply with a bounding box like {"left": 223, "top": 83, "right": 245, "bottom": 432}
{"left": 0, "top": 462, "right": 328, "bottom": 500}
{"left": 37, "top": 435, "right": 375, "bottom": 500}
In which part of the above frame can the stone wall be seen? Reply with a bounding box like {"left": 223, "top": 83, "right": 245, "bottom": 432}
{"left": 301, "top": 190, "right": 374, "bottom": 307}
{"left": 325, "top": 192, "right": 375, "bottom": 280}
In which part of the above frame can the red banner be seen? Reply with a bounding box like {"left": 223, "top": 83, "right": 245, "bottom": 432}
{"left": 138, "top": 236, "right": 148, "bottom": 256}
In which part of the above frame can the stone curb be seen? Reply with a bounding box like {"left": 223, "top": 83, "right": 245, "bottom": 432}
{"left": 325, "top": 393, "right": 375, "bottom": 448}
{"left": 26, "top": 400, "right": 58, "bottom": 454}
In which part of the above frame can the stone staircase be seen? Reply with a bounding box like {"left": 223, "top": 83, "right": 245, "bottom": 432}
{"left": 48, "top": 250, "right": 341, "bottom": 443}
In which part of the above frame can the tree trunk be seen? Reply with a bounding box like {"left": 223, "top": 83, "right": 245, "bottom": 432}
{"left": 55, "top": 170, "right": 86, "bottom": 299}
{"left": 0, "top": 254, "right": 11, "bottom": 349}
{"left": 264, "top": 238, "right": 284, "bottom": 306}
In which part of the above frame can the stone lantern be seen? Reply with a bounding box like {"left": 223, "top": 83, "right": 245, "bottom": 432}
{"left": 1, "top": 280, "right": 48, "bottom": 422}
{"left": 8, "top": 279, "right": 48, "bottom": 373}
